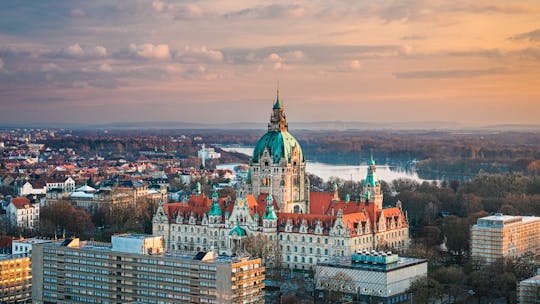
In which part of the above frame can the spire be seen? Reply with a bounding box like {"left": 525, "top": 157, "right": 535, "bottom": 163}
{"left": 368, "top": 149, "right": 375, "bottom": 166}
{"left": 268, "top": 88, "right": 288, "bottom": 131}
{"left": 332, "top": 181, "right": 339, "bottom": 201}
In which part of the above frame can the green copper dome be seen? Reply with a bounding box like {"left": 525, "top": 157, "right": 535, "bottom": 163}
{"left": 229, "top": 222, "right": 247, "bottom": 236}
{"left": 252, "top": 131, "right": 303, "bottom": 164}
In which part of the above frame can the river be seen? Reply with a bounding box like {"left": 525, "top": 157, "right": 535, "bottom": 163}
{"left": 219, "top": 146, "right": 433, "bottom": 183}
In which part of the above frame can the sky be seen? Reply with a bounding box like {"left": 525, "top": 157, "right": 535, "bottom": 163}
{"left": 0, "top": 0, "right": 539, "bottom": 126}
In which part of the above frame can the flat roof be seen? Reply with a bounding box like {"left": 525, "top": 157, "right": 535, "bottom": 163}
{"left": 521, "top": 275, "right": 540, "bottom": 285}
{"left": 475, "top": 214, "right": 540, "bottom": 227}
{"left": 0, "top": 253, "right": 30, "bottom": 261}
{"left": 12, "top": 238, "right": 58, "bottom": 245}
{"left": 113, "top": 234, "right": 159, "bottom": 240}
{"left": 39, "top": 240, "right": 250, "bottom": 264}
{"left": 318, "top": 255, "right": 427, "bottom": 273}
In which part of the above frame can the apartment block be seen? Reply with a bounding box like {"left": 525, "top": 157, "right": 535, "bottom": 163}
{"left": 0, "top": 254, "right": 32, "bottom": 303}
{"left": 471, "top": 214, "right": 540, "bottom": 264}
{"left": 518, "top": 268, "right": 540, "bottom": 304}
{"left": 0, "top": 238, "right": 57, "bottom": 303}
{"left": 32, "top": 234, "right": 265, "bottom": 304}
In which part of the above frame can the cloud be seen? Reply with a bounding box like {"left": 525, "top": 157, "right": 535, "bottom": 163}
{"left": 349, "top": 60, "right": 362, "bottom": 70}
{"left": 41, "top": 63, "right": 63, "bottom": 72}
{"left": 129, "top": 43, "right": 170, "bottom": 60}
{"left": 152, "top": 0, "right": 166, "bottom": 13}
{"left": 519, "top": 47, "right": 540, "bottom": 61}
{"left": 19, "top": 97, "right": 72, "bottom": 104}
{"left": 265, "top": 53, "right": 282, "bottom": 63}
{"left": 174, "top": 4, "right": 203, "bottom": 19}
{"left": 70, "top": 8, "right": 86, "bottom": 18}
{"left": 61, "top": 44, "right": 108, "bottom": 59}
{"left": 510, "top": 28, "right": 540, "bottom": 42}
{"left": 393, "top": 67, "right": 508, "bottom": 79}
{"left": 224, "top": 4, "right": 307, "bottom": 19}
{"left": 401, "top": 35, "right": 428, "bottom": 40}
{"left": 176, "top": 46, "right": 223, "bottom": 63}
{"left": 99, "top": 63, "right": 112, "bottom": 72}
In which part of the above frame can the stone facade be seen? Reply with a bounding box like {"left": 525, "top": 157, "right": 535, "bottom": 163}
{"left": 152, "top": 93, "right": 410, "bottom": 270}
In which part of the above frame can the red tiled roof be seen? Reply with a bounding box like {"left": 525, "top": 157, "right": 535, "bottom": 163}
{"left": 309, "top": 192, "right": 333, "bottom": 215}
{"left": 10, "top": 197, "right": 31, "bottom": 209}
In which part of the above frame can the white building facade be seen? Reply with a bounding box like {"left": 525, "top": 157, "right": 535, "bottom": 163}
{"left": 153, "top": 93, "right": 409, "bottom": 270}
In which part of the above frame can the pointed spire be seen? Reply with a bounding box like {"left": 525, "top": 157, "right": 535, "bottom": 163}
{"left": 368, "top": 149, "right": 375, "bottom": 166}
{"left": 269, "top": 87, "right": 288, "bottom": 131}
{"left": 273, "top": 87, "right": 282, "bottom": 109}
{"left": 332, "top": 181, "right": 339, "bottom": 201}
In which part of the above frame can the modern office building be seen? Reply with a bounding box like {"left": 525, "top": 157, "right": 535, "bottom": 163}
{"left": 32, "top": 234, "right": 265, "bottom": 304}
{"left": 471, "top": 214, "right": 540, "bottom": 264}
{"left": 518, "top": 268, "right": 540, "bottom": 304}
{"left": 314, "top": 250, "right": 427, "bottom": 304}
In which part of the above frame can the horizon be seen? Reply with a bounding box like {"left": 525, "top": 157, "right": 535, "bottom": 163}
{"left": 1, "top": 1, "right": 540, "bottom": 125}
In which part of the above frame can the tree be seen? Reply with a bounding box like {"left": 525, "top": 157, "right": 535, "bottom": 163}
{"left": 39, "top": 201, "right": 94, "bottom": 239}
{"left": 441, "top": 215, "right": 470, "bottom": 260}
{"left": 407, "top": 276, "right": 443, "bottom": 304}
{"left": 431, "top": 266, "right": 466, "bottom": 302}
{"left": 242, "top": 234, "right": 279, "bottom": 267}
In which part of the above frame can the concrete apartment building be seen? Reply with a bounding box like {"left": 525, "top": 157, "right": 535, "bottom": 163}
{"left": 0, "top": 253, "right": 32, "bottom": 303}
{"left": 518, "top": 268, "right": 540, "bottom": 304}
{"left": 471, "top": 214, "right": 540, "bottom": 264}
{"left": 314, "top": 250, "right": 427, "bottom": 303}
{"left": 0, "top": 238, "right": 57, "bottom": 303}
{"left": 32, "top": 234, "right": 265, "bottom": 304}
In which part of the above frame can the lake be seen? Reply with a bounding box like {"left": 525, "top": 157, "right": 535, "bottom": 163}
{"left": 219, "top": 146, "right": 433, "bottom": 183}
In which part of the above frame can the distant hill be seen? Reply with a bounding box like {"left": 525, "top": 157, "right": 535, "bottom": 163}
{"left": 1, "top": 121, "right": 540, "bottom": 131}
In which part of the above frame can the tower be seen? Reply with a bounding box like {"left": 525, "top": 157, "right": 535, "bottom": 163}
{"left": 247, "top": 90, "right": 309, "bottom": 213}
{"left": 362, "top": 155, "right": 383, "bottom": 209}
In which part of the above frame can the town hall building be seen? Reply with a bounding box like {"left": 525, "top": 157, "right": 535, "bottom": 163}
{"left": 153, "top": 91, "right": 409, "bottom": 269}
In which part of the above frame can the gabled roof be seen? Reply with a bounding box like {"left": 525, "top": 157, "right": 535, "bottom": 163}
{"left": 10, "top": 197, "right": 32, "bottom": 209}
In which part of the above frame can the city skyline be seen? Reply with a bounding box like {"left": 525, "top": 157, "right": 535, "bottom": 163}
{"left": 1, "top": 1, "right": 539, "bottom": 126}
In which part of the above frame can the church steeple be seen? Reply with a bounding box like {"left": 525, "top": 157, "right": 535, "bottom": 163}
{"left": 268, "top": 88, "right": 288, "bottom": 132}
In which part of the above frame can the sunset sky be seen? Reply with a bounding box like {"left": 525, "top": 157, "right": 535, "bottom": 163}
{"left": 1, "top": 1, "right": 539, "bottom": 126}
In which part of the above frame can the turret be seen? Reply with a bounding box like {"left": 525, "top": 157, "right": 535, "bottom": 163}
{"left": 195, "top": 181, "right": 201, "bottom": 197}
{"left": 263, "top": 194, "right": 278, "bottom": 231}
{"left": 208, "top": 190, "right": 222, "bottom": 224}
{"left": 362, "top": 154, "right": 383, "bottom": 209}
